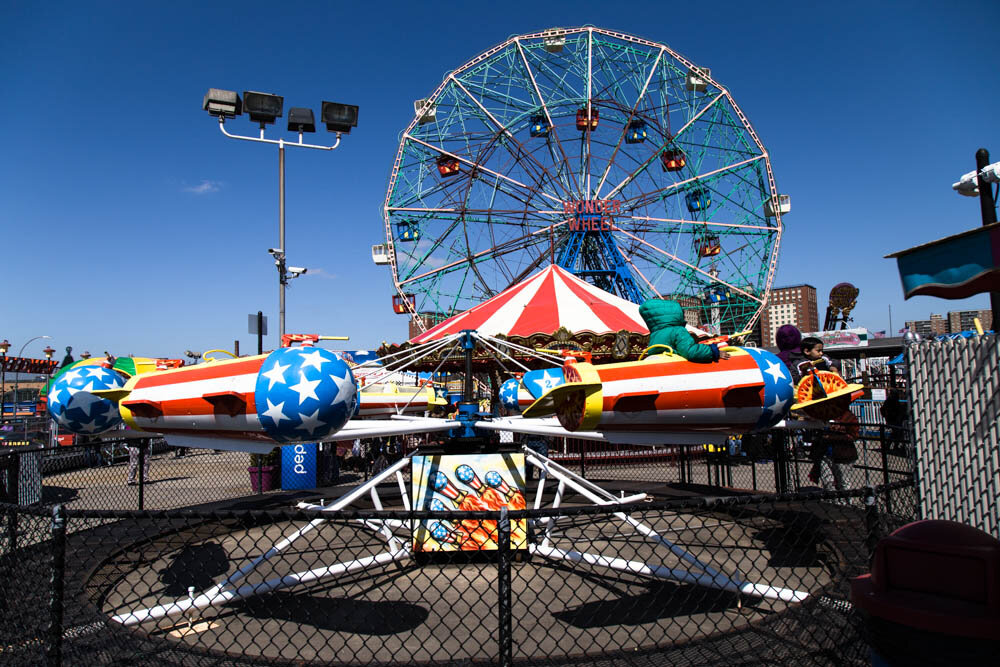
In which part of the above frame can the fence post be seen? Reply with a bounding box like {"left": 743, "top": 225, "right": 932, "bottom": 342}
{"left": 773, "top": 431, "right": 789, "bottom": 494}
{"left": 579, "top": 445, "right": 585, "bottom": 480}
{"left": 497, "top": 507, "right": 512, "bottom": 666}
{"left": 878, "top": 425, "right": 893, "bottom": 515}
{"left": 863, "top": 486, "right": 880, "bottom": 564}
{"left": 138, "top": 442, "right": 145, "bottom": 511}
{"left": 47, "top": 504, "right": 67, "bottom": 666}
{"left": 9, "top": 451, "right": 20, "bottom": 504}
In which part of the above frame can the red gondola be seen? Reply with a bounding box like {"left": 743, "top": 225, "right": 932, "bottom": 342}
{"left": 392, "top": 293, "right": 416, "bottom": 314}
{"left": 660, "top": 149, "right": 686, "bottom": 172}
{"left": 575, "top": 107, "right": 599, "bottom": 131}
{"left": 436, "top": 155, "right": 460, "bottom": 177}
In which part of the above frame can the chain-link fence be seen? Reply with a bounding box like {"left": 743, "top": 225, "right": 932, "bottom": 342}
{"left": 907, "top": 334, "right": 999, "bottom": 537}
{"left": 0, "top": 480, "right": 917, "bottom": 666}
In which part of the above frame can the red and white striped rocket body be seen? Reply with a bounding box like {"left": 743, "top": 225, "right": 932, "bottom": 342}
{"left": 524, "top": 347, "right": 795, "bottom": 438}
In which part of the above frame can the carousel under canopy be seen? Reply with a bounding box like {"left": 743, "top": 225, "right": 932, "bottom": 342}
{"left": 377, "top": 265, "right": 651, "bottom": 371}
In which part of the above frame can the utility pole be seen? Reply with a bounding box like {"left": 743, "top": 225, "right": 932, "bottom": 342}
{"left": 974, "top": 148, "right": 1000, "bottom": 326}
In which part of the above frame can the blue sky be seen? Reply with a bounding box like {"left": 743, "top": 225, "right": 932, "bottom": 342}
{"left": 3, "top": 1, "right": 998, "bottom": 361}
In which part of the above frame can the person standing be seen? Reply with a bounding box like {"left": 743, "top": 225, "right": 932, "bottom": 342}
{"left": 809, "top": 411, "right": 859, "bottom": 491}
{"left": 126, "top": 439, "right": 152, "bottom": 486}
{"left": 775, "top": 325, "right": 807, "bottom": 385}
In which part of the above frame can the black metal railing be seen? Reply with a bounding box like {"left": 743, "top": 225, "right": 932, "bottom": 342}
{"left": 0, "top": 481, "right": 918, "bottom": 665}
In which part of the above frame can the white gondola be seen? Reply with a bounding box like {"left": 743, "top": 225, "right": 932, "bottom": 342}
{"left": 685, "top": 67, "right": 711, "bottom": 92}
{"left": 413, "top": 99, "right": 436, "bottom": 125}
{"left": 764, "top": 194, "right": 791, "bottom": 217}
{"left": 371, "top": 244, "right": 391, "bottom": 265}
{"left": 543, "top": 28, "right": 566, "bottom": 53}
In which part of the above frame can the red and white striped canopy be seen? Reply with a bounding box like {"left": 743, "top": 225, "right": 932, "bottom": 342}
{"left": 409, "top": 265, "right": 649, "bottom": 343}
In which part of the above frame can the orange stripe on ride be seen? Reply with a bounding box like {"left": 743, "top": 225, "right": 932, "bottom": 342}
{"left": 595, "top": 354, "right": 757, "bottom": 383}
{"left": 133, "top": 357, "right": 266, "bottom": 388}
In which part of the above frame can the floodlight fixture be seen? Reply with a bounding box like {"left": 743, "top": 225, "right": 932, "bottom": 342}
{"left": 980, "top": 161, "right": 1000, "bottom": 185}
{"left": 203, "top": 88, "right": 242, "bottom": 118}
{"left": 0, "top": 340, "right": 8, "bottom": 355}
{"left": 243, "top": 91, "right": 284, "bottom": 126}
{"left": 287, "top": 107, "right": 316, "bottom": 133}
{"left": 43, "top": 346, "right": 55, "bottom": 360}
{"left": 321, "top": 101, "right": 358, "bottom": 134}
{"left": 953, "top": 170, "right": 980, "bottom": 197}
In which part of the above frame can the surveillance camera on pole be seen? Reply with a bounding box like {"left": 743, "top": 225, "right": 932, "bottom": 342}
{"left": 287, "top": 267, "right": 308, "bottom": 277}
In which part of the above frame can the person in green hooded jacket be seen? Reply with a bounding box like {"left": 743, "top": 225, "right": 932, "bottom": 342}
{"left": 638, "top": 299, "right": 729, "bottom": 363}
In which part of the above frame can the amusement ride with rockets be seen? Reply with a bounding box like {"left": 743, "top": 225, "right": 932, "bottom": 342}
{"left": 44, "top": 27, "right": 863, "bottom": 630}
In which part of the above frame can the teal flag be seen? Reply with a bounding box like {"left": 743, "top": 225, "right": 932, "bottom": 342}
{"left": 887, "top": 222, "right": 1000, "bottom": 299}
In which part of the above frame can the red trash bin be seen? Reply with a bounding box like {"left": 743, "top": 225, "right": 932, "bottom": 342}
{"left": 851, "top": 520, "right": 1000, "bottom": 665}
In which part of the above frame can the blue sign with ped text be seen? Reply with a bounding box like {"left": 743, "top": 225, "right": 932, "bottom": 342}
{"left": 281, "top": 442, "right": 317, "bottom": 490}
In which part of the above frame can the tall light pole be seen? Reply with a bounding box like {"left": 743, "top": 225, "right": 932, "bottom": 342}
{"left": 12, "top": 336, "right": 51, "bottom": 419}
{"left": 0, "top": 339, "right": 9, "bottom": 421}
{"left": 203, "top": 89, "right": 358, "bottom": 340}
{"left": 953, "top": 147, "right": 1000, "bottom": 325}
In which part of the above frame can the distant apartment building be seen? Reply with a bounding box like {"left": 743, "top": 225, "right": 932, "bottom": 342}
{"left": 947, "top": 309, "right": 993, "bottom": 333}
{"left": 905, "top": 314, "right": 948, "bottom": 337}
{"left": 759, "top": 284, "right": 819, "bottom": 347}
{"left": 906, "top": 309, "right": 993, "bottom": 336}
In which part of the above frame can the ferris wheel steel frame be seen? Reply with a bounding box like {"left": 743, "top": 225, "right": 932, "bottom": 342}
{"left": 382, "top": 26, "right": 785, "bottom": 336}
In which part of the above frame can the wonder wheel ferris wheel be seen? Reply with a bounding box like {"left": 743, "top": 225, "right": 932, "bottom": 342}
{"left": 376, "top": 26, "right": 788, "bottom": 336}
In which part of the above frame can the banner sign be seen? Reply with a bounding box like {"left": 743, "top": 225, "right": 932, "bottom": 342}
{"left": 801, "top": 328, "right": 871, "bottom": 349}
{"left": 0, "top": 358, "right": 59, "bottom": 374}
{"left": 281, "top": 442, "right": 317, "bottom": 490}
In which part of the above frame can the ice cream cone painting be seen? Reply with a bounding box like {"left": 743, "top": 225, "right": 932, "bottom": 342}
{"left": 412, "top": 453, "right": 528, "bottom": 552}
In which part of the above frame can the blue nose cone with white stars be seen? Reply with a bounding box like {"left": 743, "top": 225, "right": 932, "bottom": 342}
{"left": 741, "top": 347, "right": 795, "bottom": 431}
{"left": 499, "top": 378, "right": 522, "bottom": 412}
{"left": 254, "top": 347, "right": 357, "bottom": 443}
{"left": 47, "top": 365, "right": 126, "bottom": 434}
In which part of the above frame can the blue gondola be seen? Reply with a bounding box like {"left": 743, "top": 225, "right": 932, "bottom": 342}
{"left": 685, "top": 189, "right": 711, "bottom": 213}
{"left": 396, "top": 221, "right": 420, "bottom": 242}
{"left": 708, "top": 287, "right": 730, "bottom": 304}
{"left": 625, "top": 119, "right": 646, "bottom": 144}
{"left": 529, "top": 114, "right": 550, "bottom": 138}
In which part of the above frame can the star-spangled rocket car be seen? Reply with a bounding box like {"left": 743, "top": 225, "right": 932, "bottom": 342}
{"left": 520, "top": 347, "right": 800, "bottom": 444}
{"left": 47, "top": 345, "right": 458, "bottom": 453}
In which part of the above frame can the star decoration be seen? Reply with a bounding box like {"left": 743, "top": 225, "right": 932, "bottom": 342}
{"left": 289, "top": 372, "right": 321, "bottom": 405}
{"left": 331, "top": 370, "right": 355, "bottom": 407}
{"left": 534, "top": 370, "right": 563, "bottom": 393}
{"left": 61, "top": 369, "right": 83, "bottom": 383}
{"left": 766, "top": 394, "right": 791, "bottom": 417}
{"left": 78, "top": 419, "right": 102, "bottom": 433}
{"left": 70, "top": 385, "right": 103, "bottom": 418}
{"left": 261, "top": 361, "right": 289, "bottom": 390}
{"left": 296, "top": 409, "right": 326, "bottom": 435}
{"left": 764, "top": 360, "right": 787, "bottom": 383}
{"left": 299, "top": 350, "right": 328, "bottom": 372}
{"left": 263, "top": 399, "right": 290, "bottom": 425}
